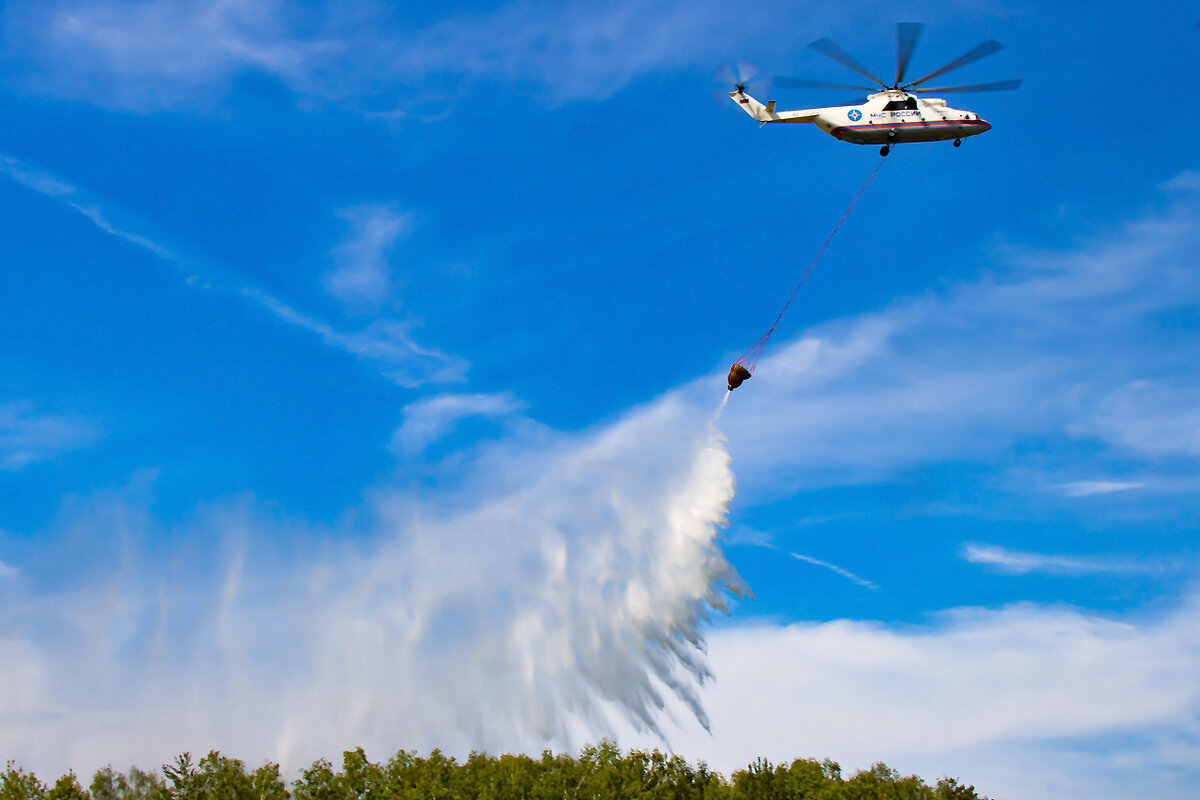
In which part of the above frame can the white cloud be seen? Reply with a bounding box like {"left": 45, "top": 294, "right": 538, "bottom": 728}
{"left": 392, "top": 0, "right": 767, "bottom": 104}
{"left": 1083, "top": 380, "right": 1200, "bottom": 458}
{"left": 715, "top": 176, "right": 1200, "bottom": 498}
{"left": 5, "top": 0, "right": 801, "bottom": 111}
{"left": 393, "top": 391, "right": 525, "bottom": 454}
{"left": 962, "top": 543, "right": 1166, "bottom": 577}
{"left": 13, "top": 0, "right": 341, "bottom": 109}
{"left": 326, "top": 204, "right": 413, "bottom": 308}
{"left": 1057, "top": 480, "right": 1144, "bottom": 497}
{"left": 0, "top": 154, "right": 75, "bottom": 196}
{"left": 0, "top": 400, "right": 96, "bottom": 469}
{"left": 619, "top": 596, "right": 1200, "bottom": 800}
{"left": 1161, "top": 170, "right": 1200, "bottom": 193}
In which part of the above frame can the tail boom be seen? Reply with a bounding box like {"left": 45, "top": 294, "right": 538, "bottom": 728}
{"left": 729, "top": 90, "right": 820, "bottom": 124}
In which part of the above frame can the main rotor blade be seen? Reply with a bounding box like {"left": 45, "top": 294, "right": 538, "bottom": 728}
{"left": 808, "top": 37, "right": 888, "bottom": 88}
{"left": 774, "top": 77, "right": 875, "bottom": 91}
{"left": 895, "top": 22, "right": 923, "bottom": 85}
{"left": 910, "top": 79, "right": 1022, "bottom": 93}
{"left": 905, "top": 39, "right": 1003, "bottom": 88}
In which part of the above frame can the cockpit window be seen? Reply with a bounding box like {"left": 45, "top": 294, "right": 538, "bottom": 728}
{"left": 882, "top": 97, "right": 919, "bottom": 111}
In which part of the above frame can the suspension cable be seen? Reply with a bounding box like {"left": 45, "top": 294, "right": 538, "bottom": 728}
{"left": 736, "top": 154, "right": 889, "bottom": 373}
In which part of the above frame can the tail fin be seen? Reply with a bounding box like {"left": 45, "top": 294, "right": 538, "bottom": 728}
{"left": 729, "top": 89, "right": 774, "bottom": 121}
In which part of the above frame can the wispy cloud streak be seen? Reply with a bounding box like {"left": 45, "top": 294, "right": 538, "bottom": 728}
{"left": 1, "top": 155, "right": 179, "bottom": 263}
{"left": 5, "top": 0, "right": 800, "bottom": 111}
{"left": 241, "top": 288, "right": 468, "bottom": 388}
{"left": 326, "top": 204, "right": 413, "bottom": 309}
{"left": 394, "top": 391, "right": 525, "bottom": 454}
{"left": 1057, "top": 480, "right": 1144, "bottom": 497}
{"left": 0, "top": 400, "right": 96, "bottom": 469}
{"left": 788, "top": 551, "right": 876, "bottom": 589}
{"left": 962, "top": 543, "right": 1167, "bottom": 577}
{"left": 2, "top": 153, "right": 465, "bottom": 389}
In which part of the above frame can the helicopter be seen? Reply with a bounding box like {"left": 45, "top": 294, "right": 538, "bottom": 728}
{"left": 720, "top": 23, "right": 1021, "bottom": 156}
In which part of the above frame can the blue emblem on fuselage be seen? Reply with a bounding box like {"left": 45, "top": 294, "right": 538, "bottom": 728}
{"left": 847, "top": 108, "right": 862, "bottom": 121}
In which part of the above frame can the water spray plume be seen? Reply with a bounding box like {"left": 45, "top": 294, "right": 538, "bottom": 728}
{"left": 0, "top": 393, "right": 744, "bottom": 776}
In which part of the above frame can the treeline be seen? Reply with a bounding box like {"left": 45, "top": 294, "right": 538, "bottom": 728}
{"left": 2, "top": 742, "right": 989, "bottom": 800}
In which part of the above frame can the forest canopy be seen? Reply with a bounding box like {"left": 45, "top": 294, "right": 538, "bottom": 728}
{"left": 1, "top": 742, "right": 989, "bottom": 800}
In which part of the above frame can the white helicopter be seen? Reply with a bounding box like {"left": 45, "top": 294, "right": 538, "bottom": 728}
{"left": 721, "top": 23, "right": 1020, "bottom": 156}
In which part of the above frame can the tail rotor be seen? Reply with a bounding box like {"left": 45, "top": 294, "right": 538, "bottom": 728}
{"left": 711, "top": 61, "right": 770, "bottom": 106}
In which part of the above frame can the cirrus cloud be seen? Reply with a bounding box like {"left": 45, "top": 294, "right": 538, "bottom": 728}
{"left": 962, "top": 543, "right": 1170, "bottom": 577}
{"left": 0, "top": 400, "right": 97, "bottom": 470}
{"left": 3, "top": 0, "right": 807, "bottom": 112}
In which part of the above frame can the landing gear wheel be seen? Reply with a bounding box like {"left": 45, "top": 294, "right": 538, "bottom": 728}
{"left": 953, "top": 138, "right": 962, "bottom": 148}
{"left": 880, "top": 145, "right": 890, "bottom": 157}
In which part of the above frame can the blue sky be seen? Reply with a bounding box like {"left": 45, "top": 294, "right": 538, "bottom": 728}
{"left": 2, "top": 1, "right": 1199, "bottom": 798}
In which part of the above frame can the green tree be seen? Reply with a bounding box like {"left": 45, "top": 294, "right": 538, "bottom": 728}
{"left": 529, "top": 749, "right": 580, "bottom": 800}
{"left": 90, "top": 767, "right": 169, "bottom": 800}
{"left": 0, "top": 742, "right": 992, "bottom": 800}
{"left": 47, "top": 774, "right": 88, "bottom": 800}
{"left": 1, "top": 763, "right": 46, "bottom": 800}
{"left": 456, "top": 750, "right": 533, "bottom": 800}
{"left": 773, "top": 758, "right": 844, "bottom": 800}
{"left": 731, "top": 757, "right": 786, "bottom": 800}
{"left": 201, "top": 752, "right": 255, "bottom": 800}
{"left": 842, "top": 762, "right": 924, "bottom": 800}
{"left": 932, "top": 778, "right": 983, "bottom": 800}
{"left": 248, "top": 764, "right": 287, "bottom": 800}
{"left": 162, "top": 752, "right": 284, "bottom": 800}
{"left": 291, "top": 761, "right": 336, "bottom": 800}
{"left": 682, "top": 760, "right": 731, "bottom": 800}
{"left": 409, "top": 750, "right": 462, "bottom": 800}
{"left": 332, "top": 749, "right": 384, "bottom": 800}
{"left": 162, "top": 754, "right": 198, "bottom": 800}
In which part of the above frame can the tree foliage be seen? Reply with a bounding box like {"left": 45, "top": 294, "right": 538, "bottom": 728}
{"left": 1, "top": 763, "right": 46, "bottom": 800}
{"left": 1, "top": 744, "right": 990, "bottom": 800}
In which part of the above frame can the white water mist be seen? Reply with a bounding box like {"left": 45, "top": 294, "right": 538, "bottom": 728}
{"left": 0, "top": 390, "right": 740, "bottom": 776}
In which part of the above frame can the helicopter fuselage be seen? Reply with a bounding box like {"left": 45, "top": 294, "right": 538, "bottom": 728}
{"left": 731, "top": 89, "right": 990, "bottom": 146}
